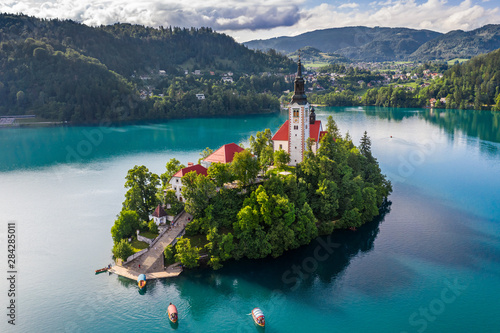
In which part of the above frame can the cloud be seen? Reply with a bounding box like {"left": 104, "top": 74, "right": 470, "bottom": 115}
{"left": 0, "top": 0, "right": 302, "bottom": 31}
{"left": 0, "top": 0, "right": 499, "bottom": 42}
{"left": 338, "top": 3, "right": 360, "bottom": 9}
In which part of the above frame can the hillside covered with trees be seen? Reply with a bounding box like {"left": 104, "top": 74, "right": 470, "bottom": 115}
{"left": 361, "top": 48, "right": 500, "bottom": 110}
{"left": 0, "top": 14, "right": 295, "bottom": 122}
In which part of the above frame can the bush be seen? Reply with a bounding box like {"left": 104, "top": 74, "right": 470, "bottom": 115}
{"left": 112, "top": 239, "right": 134, "bottom": 260}
{"left": 148, "top": 220, "right": 158, "bottom": 233}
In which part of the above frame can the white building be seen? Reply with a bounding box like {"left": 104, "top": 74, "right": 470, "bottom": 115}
{"left": 272, "top": 60, "right": 325, "bottom": 166}
{"left": 169, "top": 163, "right": 208, "bottom": 202}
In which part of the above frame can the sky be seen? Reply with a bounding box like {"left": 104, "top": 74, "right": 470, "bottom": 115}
{"left": 0, "top": 0, "right": 499, "bottom": 42}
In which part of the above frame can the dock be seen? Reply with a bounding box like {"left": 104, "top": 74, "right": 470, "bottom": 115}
{"left": 109, "top": 263, "right": 182, "bottom": 280}
{"left": 107, "top": 211, "right": 192, "bottom": 281}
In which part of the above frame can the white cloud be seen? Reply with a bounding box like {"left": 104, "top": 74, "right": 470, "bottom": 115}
{"left": 0, "top": 0, "right": 499, "bottom": 42}
{"left": 338, "top": 3, "right": 360, "bottom": 9}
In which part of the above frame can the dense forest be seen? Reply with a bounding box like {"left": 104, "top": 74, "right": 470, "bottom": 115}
{"left": 0, "top": 14, "right": 294, "bottom": 122}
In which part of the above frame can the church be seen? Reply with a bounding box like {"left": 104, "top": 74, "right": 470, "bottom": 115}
{"left": 272, "top": 59, "right": 325, "bottom": 166}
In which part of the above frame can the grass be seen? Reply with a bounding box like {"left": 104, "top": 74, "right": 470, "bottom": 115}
{"left": 447, "top": 58, "right": 469, "bottom": 65}
{"left": 140, "top": 231, "right": 158, "bottom": 239}
{"left": 266, "top": 165, "right": 294, "bottom": 176}
{"left": 131, "top": 239, "right": 149, "bottom": 251}
{"left": 184, "top": 234, "right": 209, "bottom": 250}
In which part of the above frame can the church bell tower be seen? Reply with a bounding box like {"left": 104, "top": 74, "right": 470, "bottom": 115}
{"left": 288, "top": 59, "right": 310, "bottom": 166}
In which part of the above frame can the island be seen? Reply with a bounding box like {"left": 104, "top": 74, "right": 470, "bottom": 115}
{"left": 108, "top": 62, "right": 392, "bottom": 278}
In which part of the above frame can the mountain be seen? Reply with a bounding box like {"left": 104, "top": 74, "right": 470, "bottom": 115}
{"left": 244, "top": 26, "right": 441, "bottom": 62}
{"left": 0, "top": 14, "right": 295, "bottom": 122}
{"left": 409, "top": 24, "right": 500, "bottom": 61}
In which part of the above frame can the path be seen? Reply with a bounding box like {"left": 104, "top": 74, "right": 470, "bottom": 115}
{"left": 110, "top": 211, "right": 192, "bottom": 280}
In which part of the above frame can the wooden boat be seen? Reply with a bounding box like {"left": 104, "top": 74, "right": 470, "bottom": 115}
{"left": 251, "top": 307, "right": 265, "bottom": 327}
{"left": 167, "top": 303, "right": 178, "bottom": 323}
{"left": 95, "top": 265, "right": 111, "bottom": 274}
{"left": 137, "top": 274, "right": 146, "bottom": 289}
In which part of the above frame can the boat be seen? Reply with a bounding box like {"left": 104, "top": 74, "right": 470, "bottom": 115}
{"left": 167, "top": 303, "right": 178, "bottom": 323}
{"left": 137, "top": 274, "right": 146, "bottom": 289}
{"left": 251, "top": 307, "right": 265, "bottom": 327}
{"left": 95, "top": 264, "right": 111, "bottom": 274}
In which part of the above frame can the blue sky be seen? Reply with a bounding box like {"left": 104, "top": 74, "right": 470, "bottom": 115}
{"left": 1, "top": 0, "right": 499, "bottom": 41}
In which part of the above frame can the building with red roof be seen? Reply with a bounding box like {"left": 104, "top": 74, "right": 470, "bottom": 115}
{"left": 169, "top": 163, "right": 208, "bottom": 202}
{"left": 272, "top": 60, "right": 323, "bottom": 165}
{"left": 202, "top": 143, "right": 245, "bottom": 168}
{"left": 151, "top": 204, "right": 168, "bottom": 225}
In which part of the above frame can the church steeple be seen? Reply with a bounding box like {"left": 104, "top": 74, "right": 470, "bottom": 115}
{"left": 291, "top": 58, "right": 307, "bottom": 105}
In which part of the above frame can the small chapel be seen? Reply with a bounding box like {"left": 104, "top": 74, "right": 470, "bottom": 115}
{"left": 272, "top": 59, "right": 326, "bottom": 166}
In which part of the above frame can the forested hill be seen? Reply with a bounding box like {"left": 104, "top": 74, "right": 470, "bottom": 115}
{"left": 244, "top": 25, "right": 500, "bottom": 62}
{"left": 0, "top": 14, "right": 295, "bottom": 123}
{"left": 409, "top": 25, "right": 500, "bottom": 61}
{"left": 244, "top": 26, "right": 441, "bottom": 61}
{"left": 0, "top": 14, "right": 294, "bottom": 76}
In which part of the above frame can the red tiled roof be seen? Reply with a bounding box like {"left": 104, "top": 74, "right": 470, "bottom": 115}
{"left": 204, "top": 143, "right": 245, "bottom": 164}
{"left": 310, "top": 120, "right": 322, "bottom": 141}
{"left": 271, "top": 120, "right": 323, "bottom": 141}
{"left": 152, "top": 204, "right": 167, "bottom": 218}
{"left": 319, "top": 131, "right": 328, "bottom": 142}
{"left": 271, "top": 120, "right": 289, "bottom": 141}
{"left": 172, "top": 164, "right": 208, "bottom": 178}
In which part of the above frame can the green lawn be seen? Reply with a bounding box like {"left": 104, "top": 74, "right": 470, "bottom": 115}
{"left": 447, "top": 58, "right": 469, "bottom": 65}
{"left": 140, "top": 231, "right": 158, "bottom": 239}
{"left": 131, "top": 239, "right": 149, "bottom": 251}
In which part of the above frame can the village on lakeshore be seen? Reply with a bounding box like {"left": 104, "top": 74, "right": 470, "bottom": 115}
{"left": 106, "top": 60, "right": 392, "bottom": 284}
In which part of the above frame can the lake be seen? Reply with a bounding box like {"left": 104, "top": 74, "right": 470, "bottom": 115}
{"left": 1, "top": 107, "right": 499, "bottom": 332}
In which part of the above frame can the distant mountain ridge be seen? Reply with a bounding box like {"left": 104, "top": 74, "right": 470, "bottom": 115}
{"left": 244, "top": 25, "right": 500, "bottom": 62}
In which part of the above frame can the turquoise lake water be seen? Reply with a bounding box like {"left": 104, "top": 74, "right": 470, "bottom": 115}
{"left": 0, "top": 107, "right": 499, "bottom": 332}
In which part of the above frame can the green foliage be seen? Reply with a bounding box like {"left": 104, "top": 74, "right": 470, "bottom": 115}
{"left": 249, "top": 129, "right": 273, "bottom": 159}
{"left": 0, "top": 14, "right": 295, "bottom": 121}
{"left": 123, "top": 165, "right": 160, "bottom": 222}
{"left": 231, "top": 149, "right": 260, "bottom": 187}
{"left": 274, "top": 149, "right": 291, "bottom": 169}
{"left": 148, "top": 220, "right": 159, "bottom": 234}
{"left": 164, "top": 189, "right": 184, "bottom": 215}
{"left": 161, "top": 158, "right": 185, "bottom": 187}
{"left": 112, "top": 239, "right": 134, "bottom": 260}
{"left": 208, "top": 163, "right": 233, "bottom": 187}
{"left": 111, "top": 210, "right": 141, "bottom": 243}
{"left": 181, "top": 171, "right": 216, "bottom": 216}
{"left": 163, "top": 244, "right": 176, "bottom": 265}
{"left": 198, "top": 147, "right": 214, "bottom": 164}
{"left": 174, "top": 237, "right": 201, "bottom": 268}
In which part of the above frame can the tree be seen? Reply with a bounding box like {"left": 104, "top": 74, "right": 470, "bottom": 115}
{"left": 160, "top": 158, "right": 185, "bottom": 187}
{"left": 359, "top": 131, "right": 373, "bottom": 161}
{"left": 198, "top": 147, "right": 214, "bottom": 164}
{"left": 208, "top": 162, "right": 233, "bottom": 187}
{"left": 111, "top": 210, "right": 141, "bottom": 243}
{"left": 148, "top": 220, "right": 158, "bottom": 234}
{"left": 164, "top": 189, "right": 184, "bottom": 215}
{"left": 249, "top": 128, "right": 272, "bottom": 159}
{"left": 123, "top": 165, "right": 160, "bottom": 222}
{"left": 163, "top": 244, "right": 176, "bottom": 264}
{"left": 274, "top": 149, "right": 290, "bottom": 169}
{"left": 326, "top": 115, "right": 341, "bottom": 138}
{"left": 112, "top": 239, "right": 134, "bottom": 260}
{"left": 231, "top": 149, "right": 260, "bottom": 187}
{"left": 174, "top": 237, "right": 201, "bottom": 268}
{"left": 181, "top": 171, "right": 217, "bottom": 216}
